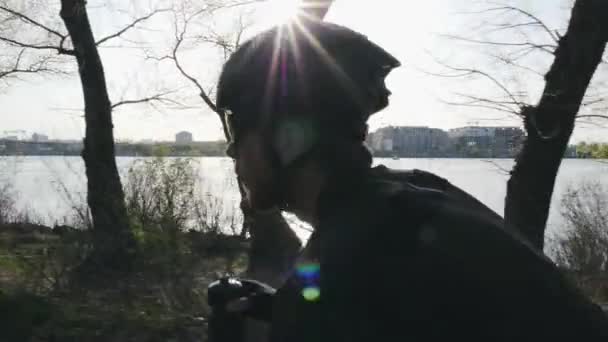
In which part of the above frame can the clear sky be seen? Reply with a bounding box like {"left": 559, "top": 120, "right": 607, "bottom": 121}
{"left": 1, "top": 0, "right": 606, "bottom": 142}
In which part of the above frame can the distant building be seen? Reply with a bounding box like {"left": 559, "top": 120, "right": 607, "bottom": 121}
{"left": 448, "top": 126, "right": 496, "bottom": 138}
{"left": 3, "top": 136, "right": 19, "bottom": 141}
{"left": 448, "top": 126, "right": 524, "bottom": 157}
{"left": 368, "top": 126, "right": 450, "bottom": 157}
{"left": 31, "top": 133, "right": 49, "bottom": 142}
{"left": 175, "top": 131, "right": 193, "bottom": 145}
{"left": 367, "top": 125, "right": 525, "bottom": 158}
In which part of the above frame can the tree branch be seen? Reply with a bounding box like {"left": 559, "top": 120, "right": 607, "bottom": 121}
{"left": 111, "top": 90, "right": 189, "bottom": 110}
{"left": 488, "top": 52, "right": 545, "bottom": 77}
{"left": 0, "top": 50, "right": 66, "bottom": 80}
{"left": 95, "top": 8, "right": 170, "bottom": 46}
{"left": 440, "top": 98, "right": 521, "bottom": 116}
{"left": 482, "top": 159, "right": 511, "bottom": 176}
{"left": 577, "top": 114, "right": 608, "bottom": 120}
{"left": 172, "top": 33, "right": 218, "bottom": 113}
{"left": 433, "top": 60, "right": 524, "bottom": 108}
{"left": 440, "top": 34, "right": 556, "bottom": 55}
{"left": 0, "top": 35, "right": 75, "bottom": 55}
{"left": 0, "top": 5, "right": 65, "bottom": 38}
{"left": 483, "top": 3, "right": 561, "bottom": 44}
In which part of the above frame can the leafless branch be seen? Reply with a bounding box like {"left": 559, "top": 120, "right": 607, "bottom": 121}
{"left": 171, "top": 27, "right": 218, "bottom": 113}
{"left": 577, "top": 114, "right": 608, "bottom": 120}
{"left": 440, "top": 34, "right": 556, "bottom": 55}
{"left": 433, "top": 60, "right": 524, "bottom": 108}
{"left": 0, "top": 5, "right": 65, "bottom": 38}
{"left": 455, "top": 92, "right": 522, "bottom": 107}
{"left": 0, "top": 5, "right": 74, "bottom": 55}
{"left": 143, "top": 2, "right": 255, "bottom": 142}
{"left": 95, "top": 8, "right": 170, "bottom": 46}
{"left": 482, "top": 159, "right": 511, "bottom": 176}
{"left": 0, "top": 49, "right": 65, "bottom": 80}
{"left": 488, "top": 53, "right": 545, "bottom": 77}
{"left": 0, "top": 35, "right": 75, "bottom": 55}
{"left": 483, "top": 3, "right": 560, "bottom": 43}
{"left": 111, "top": 90, "right": 189, "bottom": 110}
{"left": 155, "top": 4, "right": 251, "bottom": 114}
{"left": 484, "top": 21, "right": 544, "bottom": 34}
{"left": 440, "top": 98, "right": 521, "bottom": 116}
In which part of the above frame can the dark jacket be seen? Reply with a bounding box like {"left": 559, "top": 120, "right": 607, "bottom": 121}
{"left": 268, "top": 165, "right": 607, "bottom": 342}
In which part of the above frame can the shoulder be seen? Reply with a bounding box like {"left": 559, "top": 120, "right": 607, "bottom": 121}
{"left": 371, "top": 164, "right": 450, "bottom": 189}
{"left": 370, "top": 164, "right": 504, "bottom": 224}
{"left": 351, "top": 166, "right": 553, "bottom": 270}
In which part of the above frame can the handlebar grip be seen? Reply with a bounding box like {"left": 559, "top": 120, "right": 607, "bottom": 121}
{"left": 207, "top": 278, "right": 247, "bottom": 342}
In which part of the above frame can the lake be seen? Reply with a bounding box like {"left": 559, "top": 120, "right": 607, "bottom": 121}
{"left": 1, "top": 156, "right": 607, "bottom": 242}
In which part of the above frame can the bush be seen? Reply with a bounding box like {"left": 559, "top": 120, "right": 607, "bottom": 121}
{"left": 125, "top": 157, "right": 198, "bottom": 234}
{"left": 0, "top": 183, "right": 16, "bottom": 225}
{"left": 554, "top": 181, "right": 608, "bottom": 301}
{"left": 125, "top": 157, "right": 239, "bottom": 236}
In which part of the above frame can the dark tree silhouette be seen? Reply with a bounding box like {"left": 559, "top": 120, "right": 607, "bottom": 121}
{"left": 58, "top": 0, "right": 136, "bottom": 268}
{"left": 505, "top": 0, "right": 608, "bottom": 249}
{"left": 1, "top": 1, "right": 169, "bottom": 268}
{"left": 434, "top": 0, "right": 608, "bottom": 250}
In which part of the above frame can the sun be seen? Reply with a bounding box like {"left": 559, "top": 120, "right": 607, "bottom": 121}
{"left": 266, "top": 0, "right": 301, "bottom": 24}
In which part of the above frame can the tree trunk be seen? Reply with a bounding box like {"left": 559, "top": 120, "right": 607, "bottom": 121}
{"left": 60, "top": 0, "right": 135, "bottom": 268}
{"left": 505, "top": 0, "right": 608, "bottom": 250}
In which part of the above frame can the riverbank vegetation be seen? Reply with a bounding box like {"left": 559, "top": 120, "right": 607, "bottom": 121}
{"left": 0, "top": 157, "right": 248, "bottom": 341}
{"left": 575, "top": 142, "right": 608, "bottom": 159}
{"left": 554, "top": 181, "right": 608, "bottom": 302}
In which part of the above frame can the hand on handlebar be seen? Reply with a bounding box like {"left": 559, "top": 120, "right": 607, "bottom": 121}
{"left": 208, "top": 277, "right": 276, "bottom": 322}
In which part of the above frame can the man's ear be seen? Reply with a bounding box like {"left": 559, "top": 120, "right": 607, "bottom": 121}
{"left": 273, "top": 117, "right": 319, "bottom": 166}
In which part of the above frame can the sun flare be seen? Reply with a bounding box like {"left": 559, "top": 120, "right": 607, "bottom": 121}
{"left": 266, "top": 0, "right": 302, "bottom": 24}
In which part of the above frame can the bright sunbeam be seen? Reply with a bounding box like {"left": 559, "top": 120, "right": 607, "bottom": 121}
{"left": 266, "top": 0, "right": 301, "bottom": 24}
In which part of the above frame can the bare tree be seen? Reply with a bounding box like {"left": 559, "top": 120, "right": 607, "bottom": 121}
{"left": 505, "top": 0, "right": 608, "bottom": 249}
{"left": 435, "top": 0, "right": 608, "bottom": 250}
{"left": 436, "top": 1, "right": 607, "bottom": 122}
{"left": 0, "top": 1, "right": 169, "bottom": 268}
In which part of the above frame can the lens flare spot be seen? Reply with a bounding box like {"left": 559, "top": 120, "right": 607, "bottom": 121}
{"left": 302, "top": 287, "right": 320, "bottom": 302}
{"left": 296, "top": 262, "right": 320, "bottom": 278}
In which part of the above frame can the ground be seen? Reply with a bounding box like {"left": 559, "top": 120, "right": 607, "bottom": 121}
{"left": 0, "top": 223, "right": 248, "bottom": 342}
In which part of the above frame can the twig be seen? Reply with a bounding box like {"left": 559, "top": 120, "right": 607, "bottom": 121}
{"left": 0, "top": 50, "right": 65, "bottom": 79}
{"left": 483, "top": 3, "right": 560, "bottom": 43}
{"left": 0, "top": 35, "right": 75, "bottom": 55}
{"left": 432, "top": 59, "right": 524, "bottom": 108}
{"left": 482, "top": 159, "right": 511, "bottom": 176}
{"left": 440, "top": 34, "right": 556, "bottom": 55}
{"left": 95, "top": 8, "right": 171, "bottom": 46}
{"left": 577, "top": 114, "right": 608, "bottom": 120}
{"left": 0, "top": 5, "right": 65, "bottom": 38}
{"left": 440, "top": 98, "right": 521, "bottom": 116}
{"left": 111, "top": 91, "right": 190, "bottom": 109}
